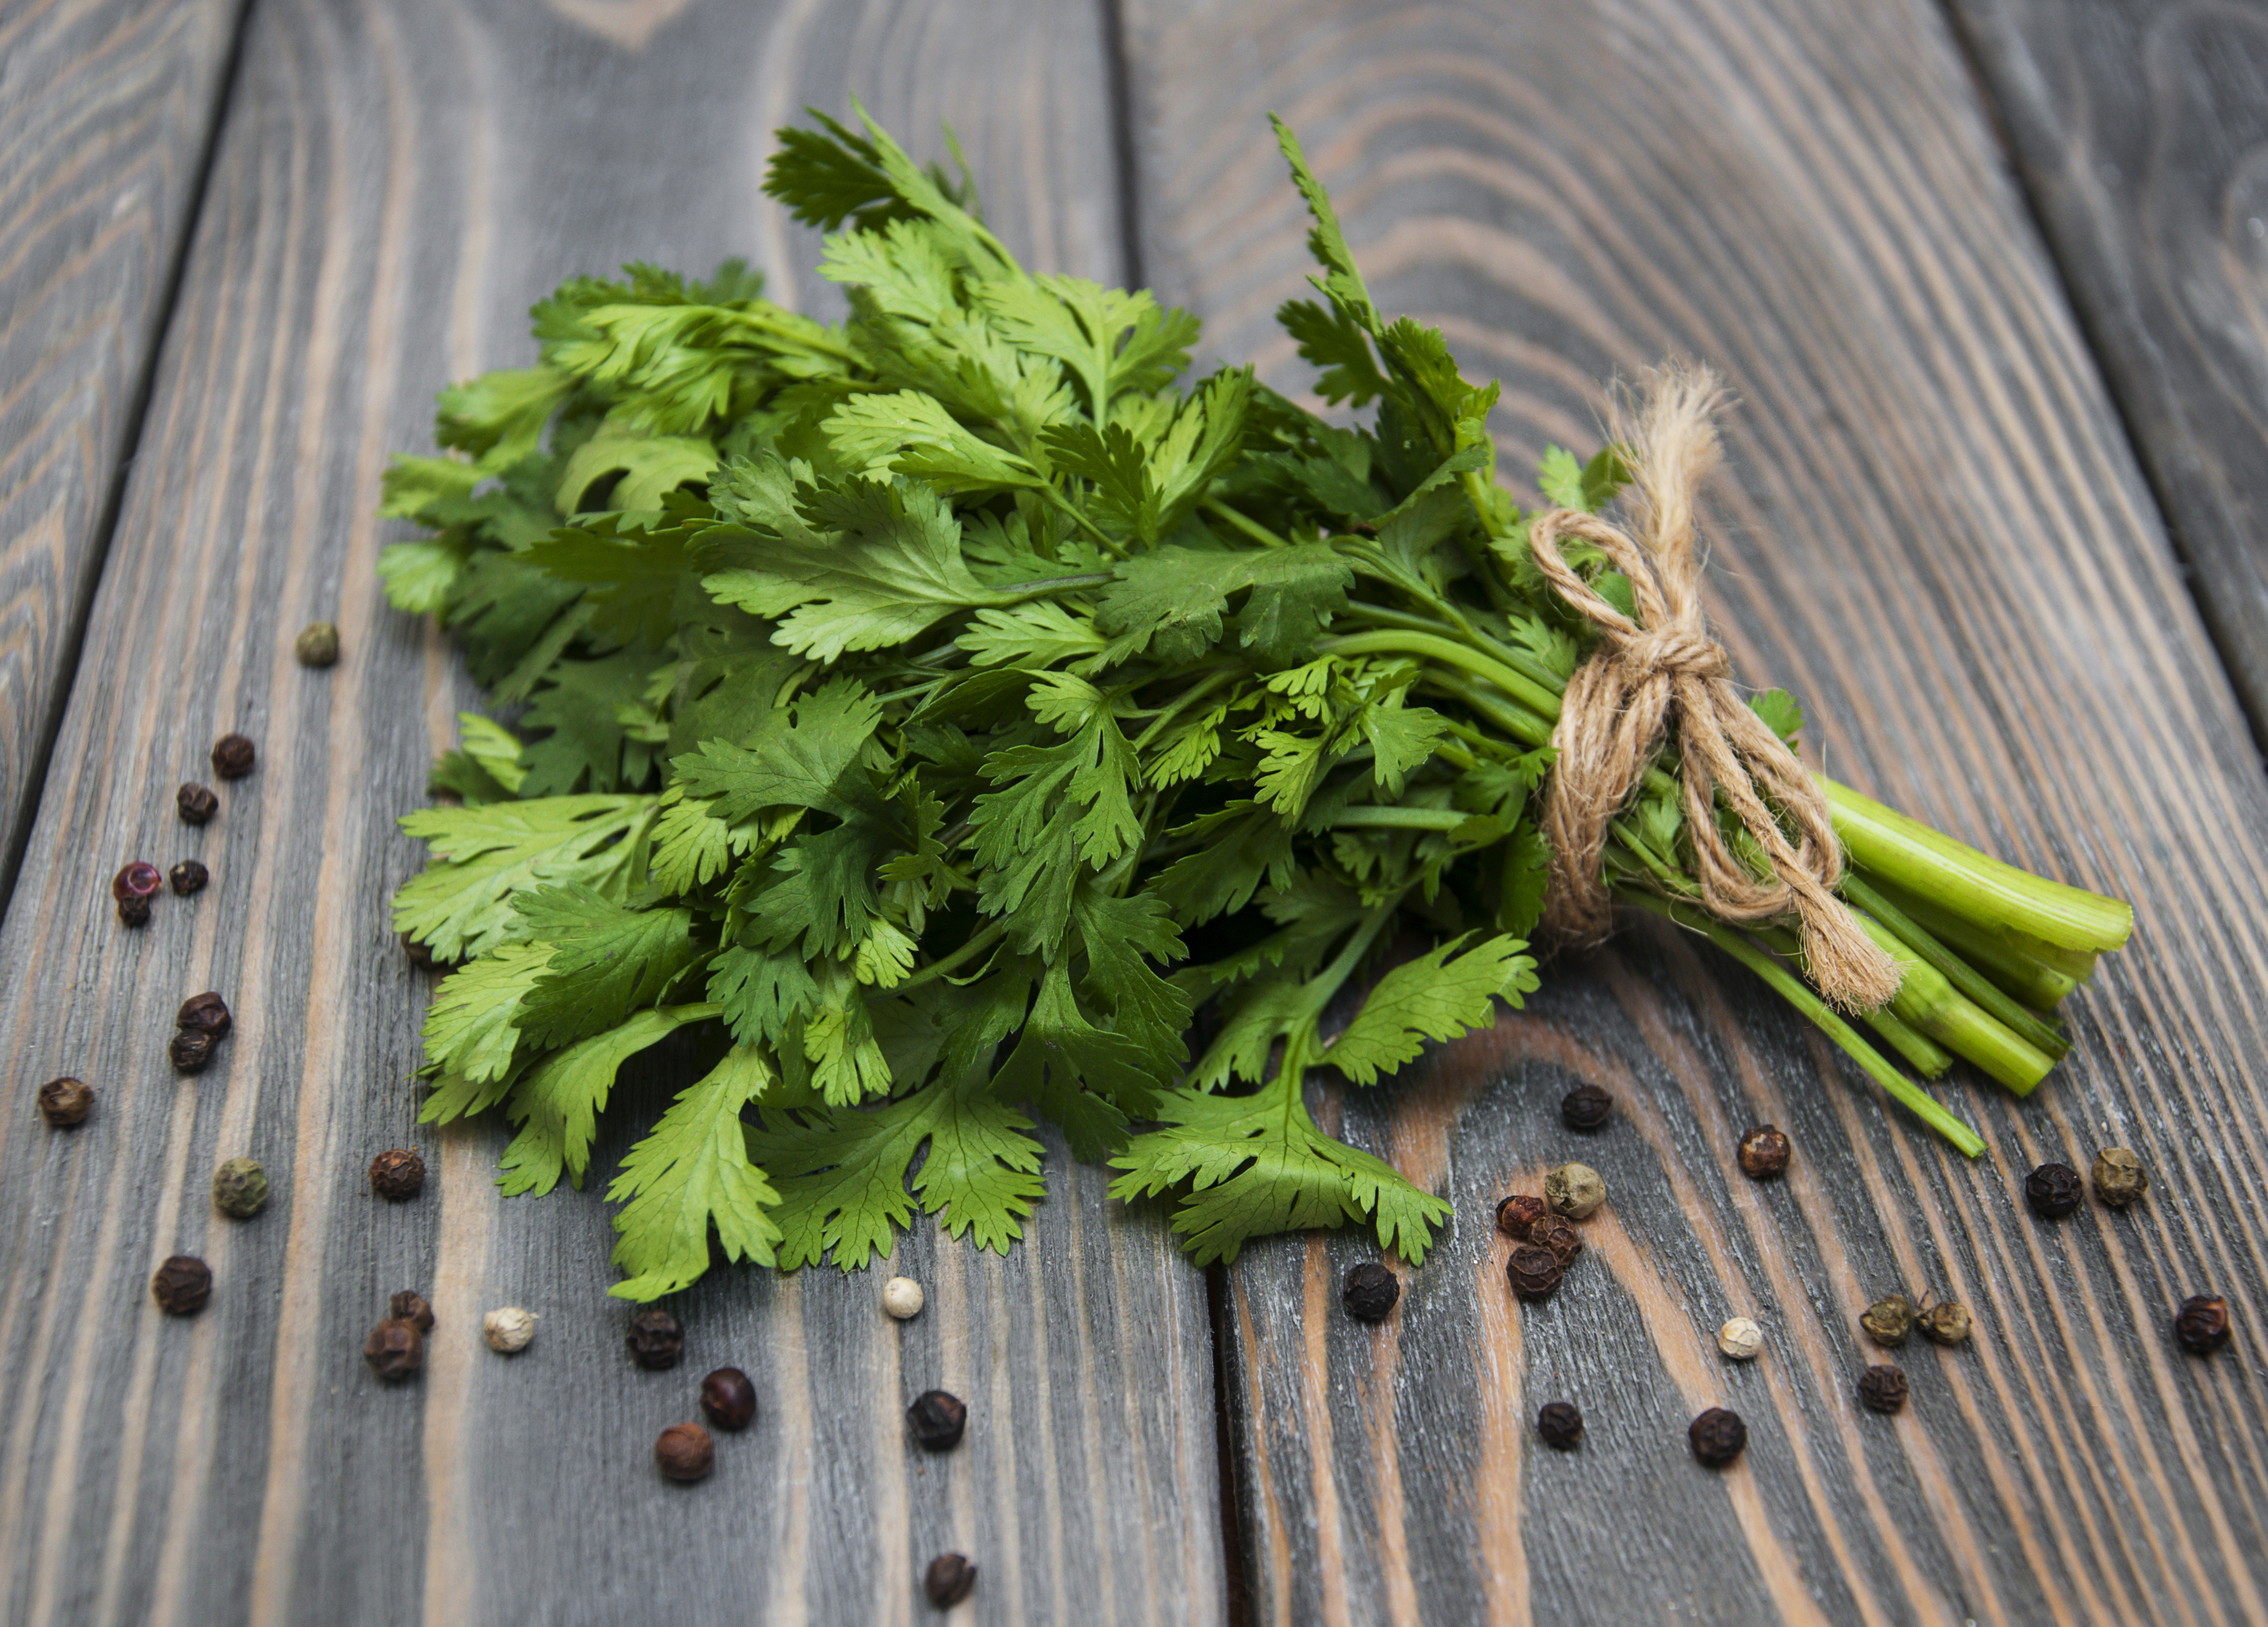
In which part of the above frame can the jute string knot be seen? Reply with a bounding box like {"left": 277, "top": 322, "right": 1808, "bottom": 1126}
{"left": 1526, "top": 365, "right": 1900, "bottom": 1011}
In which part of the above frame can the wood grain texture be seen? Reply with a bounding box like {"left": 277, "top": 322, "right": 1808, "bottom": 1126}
{"left": 0, "top": 0, "right": 240, "bottom": 899}
{"left": 1946, "top": 0, "right": 2268, "bottom": 747}
{"left": 0, "top": 4, "right": 1221, "bottom": 1625}
{"left": 1119, "top": 0, "right": 2268, "bottom": 1620}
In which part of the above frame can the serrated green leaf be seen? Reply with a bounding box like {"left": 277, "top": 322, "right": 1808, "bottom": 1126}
{"left": 607, "top": 1046, "right": 785, "bottom": 1299}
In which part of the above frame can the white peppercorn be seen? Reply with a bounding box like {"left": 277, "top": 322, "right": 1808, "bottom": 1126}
{"left": 1718, "top": 1316, "right": 1763, "bottom": 1360}
{"left": 482, "top": 1306, "right": 538, "bottom": 1353}
{"left": 1544, "top": 1162, "right": 1605, "bottom": 1221}
{"left": 882, "top": 1276, "right": 925, "bottom": 1319}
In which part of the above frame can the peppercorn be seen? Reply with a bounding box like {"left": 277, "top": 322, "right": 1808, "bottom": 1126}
{"left": 483, "top": 1307, "right": 537, "bottom": 1352}
{"left": 211, "top": 1157, "right": 268, "bottom": 1217}
{"left": 924, "top": 1552, "right": 977, "bottom": 1608}
{"left": 1561, "top": 1084, "right": 1613, "bottom": 1132}
{"left": 37, "top": 1077, "right": 93, "bottom": 1127}
{"left": 700, "top": 1367, "right": 757, "bottom": 1430}
{"left": 2025, "top": 1162, "right": 2084, "bottom": 1219}
{"left": 2174, "top": 1295, "right": 2230, "bottom": 1357}
{"left": 1528, "top": 1214, "right": 1583, "bottom": 1266}
{"left": 1506, "top": 1244, "right": 1563, "bottom": 1300}
{"left": 389, "top": 1290, "right": 435, "bottom": 1333}
{"left": 364, "top": 1317, "right": 424, "bottom": 1379}
{"left": 1857, "top": 1365, "right": 1909, "bottom": 1414}
{"left": 2092, "top": 1147, "right": 2148, "bottom": 1209}
{"left": 1718, "top": 1317, "right": 1763, "bottom": 1361}
{"left": 151, "top": 1255, "right": 211, "bottom": 1316}
{"left": 169, "top": 860, "right": 208, "bottom": 896}
{"left": 168, "top": 1029, "right": 217, "bottom": 1074}
{"left": 210, "top": 733, "right": 256, "bottom": 779}
{"left": 1918, "top": 1301, "right": 1971, "bottom": 1347}
{"left": 1738, "top": 1125, "right": 1790, "bottom": 1179}
{"left": 1861, "top": 1293, "right": 1914, "bottom": 1348}
{"left": 176, "top": 782, "right": 218, "bottom": 826}
{"left": 1544, "top": 1162, "right": 1605, "bottom": 1221}
{"left": 1495, "top": 1194, "right": 1545, "bottom": 1240}
{"left": 908, "top": 1389, "right": 967, "bottom": 1451}
{"left": 294, "top": 622, "right": 340, "bottom": 668}
{"left": 400, "top": 932, "right": 436, "bottom": 971}
{"left": 1688, "top": 1407, "right": 1746, "bottom": 1467}
{"left": 1535, "top": 1400, "right": 1584, "bottom": 1450}
{"left": 113, "top": 861, "right": 162, "bottom": 903}
{"left": 177, "top": 991, "right": 231, "bottom": 1037}
{"left": 117, "top": 893, "right": 150, "bottom": 927}
{"left": 882, "top": 1276, "right": 925, "bottom": 1319}
{"left": 1342, "top": 1262, "right": 1399, "bottom": 1323}
{"left": 368, "top": 1148, "right": 425, "bottom": 1201}
{"left": 654, "top": 1421, "right": 714, "bottom": 1482}
{"left": 626, "top": 1306, "right": 684, "bottom": 1370}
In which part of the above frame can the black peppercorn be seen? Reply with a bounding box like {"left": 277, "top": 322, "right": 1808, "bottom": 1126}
{"left": 368, "top": 1148, "right": 425, "bottom": 1201}
{"left": 1688, "top": 1407, "right": 1746, "bottom": 1467}
{"left": 1857, "top": 1366, "right": 1909, "bottom": 1414}
{"left": 1561, "top": 1084, "right": 1612, "bottom": 1132}
{"left": 2025, "top": 1162, "right": 2084, "bottom": 1219}
{"left": 1738, "top": 1125, "right": 1790, "bottom": 1179}
{"left": 169, "top": 860, "right": 208, "bottom": 896}
{"left": 924, "top": 1552, "right": 977, "bottom": 1608}
{"left": 1536, "top": 1400, "right": 1584, "bottom": 1450}
{"left": 38, "top": 1077, "right": 93, "bottom": 1127}
{"left": 169, "top": 1029, "right": 217, "bottom": 1074}
{"left": 1528, "top": 1215, "right": 1583, "bottom": 1266}
{"left": 700, "top": 1367, "right": 757, "bottom": 1430}
{"left": 176, "top": 782, "right": 219, "bottom": 825}
{"left": 2174, "top": 1295, "right": 2230, "bottom": 1357}
{"left": 1342, "top": 1262, "right": 1399, "bottom": 1323}
{"left": 152, "top": 1255, "right": 211, "bottom": 1316}
{"left": 908, "top": 1389, "right": 967, "bottom": 1451}
{"left": 117, "top": 893, "right": 151, "bottom": 927}
{"left": 210, "top": 733, "right": 256, "bottom": 779}
{"left": 365, "top": 1317, "right": 424, "bottom": 1379}
{"left": 295, "top": 622, "right": 340, "bottom": 668}
{"left": 626, "top": 1306, "right": 684, "bottom": 1370}
{"left": 655, "top": 1421, "right": 714, "bottom": 1482}
{"left": 389, "top": 1290, "right": 435, "bottom": 1333}
{"left": 401, "top": 932, "right": 437, "bottom": 970}
{"left": 1506, "top": 1244, "right": 1563, "bottom": 1300}
{"left": 1495, "top": 1194, "right": 1545, "bottom": 1240}
{"left": 177, "top": 991, "right": 231, "bottom": 1038}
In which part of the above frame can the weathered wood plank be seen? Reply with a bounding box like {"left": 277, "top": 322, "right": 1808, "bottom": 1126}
{"left": 0, "top": 4, "right": 1221, "bottom": 1625}
{"left": 1118, "top": 0, "right": 2268, "bottom": 1620}
{"left": 1946, "top": 0, "right": 2268, "bottom": 748}
{"left": 0, "top": 0, "right": 241, "bottom": 903}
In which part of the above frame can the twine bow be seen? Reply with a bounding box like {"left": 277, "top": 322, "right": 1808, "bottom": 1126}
{"left": 1527, "top": 367, "right": 1900, "bottom": 1011}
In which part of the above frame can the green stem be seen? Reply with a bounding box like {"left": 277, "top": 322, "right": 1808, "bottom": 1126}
{"left": 1624, "top": 893, "right": 1986, "bottom": 1157}
{"left": 1853, "top": 916, "right": 2055, "bottom": 1095}
{"left": 896, "top": 920, "right": 1007, "bottom": 994}
{"left": 1130, "top": 668, "right": 1236, "bottom": 752}
{"left": 1822, "top": 780, "right": 2132, "bottom": 954}
{"left": 1203, "top": 497, "right": 1291, "bottom": 549}
{"left": 1840, "top": 874, "right": 2069, "bottom": 1057}
{"left": 1860, "top": 870, "right": 2088, "bottom": 1011}
{"left": 1039, "top": 486, "right": 1127, "bottom": 559}
{"left": 1329, "top": 806, "right": 1470, "bottom": 832}
{"left": 990, "top": 571, "right": 1117, "bottom": 604}
{"left": 1322, "top": 629, "right": 1566, "bottom": 722}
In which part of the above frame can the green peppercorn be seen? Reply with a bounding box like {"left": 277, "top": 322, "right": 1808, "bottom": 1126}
{"left": 1918, "top": 1301, "right": 1971, "bottom": 1347}
{"left": 2092, "top": 1148, "right": 2147, "bottom": 1208}
{"left": 294, "top": 622, "right": 340, "bottom": 668}
{"left": 1861, "top": 1293, "right": 1914, "bottom": 1348}
{"left": 1544, "top": 1162, "right": 1605, "bottom": 1221}
{"left": 212, "top": 1157, "right": 268, "bottom": 1218}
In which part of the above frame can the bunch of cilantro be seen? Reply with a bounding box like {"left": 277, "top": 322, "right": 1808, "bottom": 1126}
{"left": 381, "top": 108, "right": 2129, "bottom": 1301}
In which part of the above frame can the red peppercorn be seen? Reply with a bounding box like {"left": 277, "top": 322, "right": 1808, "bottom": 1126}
{"left": 364, "top": 1317, "right": 424, "bottom": 1379}
{"left": 168, "top": 860, "right": 208, "bottom": 896}
{"left": 389, "top": 1290, "right": 435, "bottom": 1333}
{"left": 2174, "top": 1295, "right": 2230, "bottom": 1356}
{"left": 169, "top": 1030, "right": 217, "bottom": 1074}
{"left": 175, "top": 783, "right": 218, "bottom": 825}
{"left": 152, "top": 1255, "right": 212, "bottom": 1315}
{"left": 368, "top": 1148, "right": 425, "bottom": 1201}
{"left": 924, "top": 1552, "right": 977, "bottom": 1607}
{"left": 1528, "top": 1215, "right": 1583, "bottom": 1266}
{"left": 908, "top": 1389, "right": 967, "bottom": 1450}
{"left": 210, "top": 734, "right": 256, "bottom": 779}
{"left": 1495, "top": 1194, "right": 1546, "bottom": 1239}
{"left": 700, "top": 1367, "right": 757, "bottom": 1430}
{"left": 1689, "top": 1407, "right": 1747, "bottom": 1467}
{"left": 654, "top": 1422, "right": 714, "bottom": 1482}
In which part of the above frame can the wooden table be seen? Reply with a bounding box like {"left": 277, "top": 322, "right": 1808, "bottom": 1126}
{"left": 2, "top": 2, "right": 2264, "bottom": 1622}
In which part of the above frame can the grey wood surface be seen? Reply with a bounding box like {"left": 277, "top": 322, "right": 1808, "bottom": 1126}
{"left": 1946, "top": 0, "right": 2268, "bottom": 748}
{"left": 0, "top": 0, "right": 240, "bottom": 903}
{"left": 0, "top": 5, "right": 1222, "bottom": 1625}
{"left": 1119, "top": 0, "right": 2268, "bottom": 1621}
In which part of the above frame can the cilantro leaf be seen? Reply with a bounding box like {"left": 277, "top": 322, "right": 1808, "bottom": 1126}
{"left": 498, "top": 1004, "right": 718, "bottom": 1197}
{"left": 510, "top": 885, "right": 702, "bottom": 1047}
{"left": 606, "top": 1045, "right": 784, "bottom": 1299}
{"left": 1324, "top": 933, "right": 1535, "bottom": 1084}
{"left": 395, "top": 795, "right": 657, "bottom": 963}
